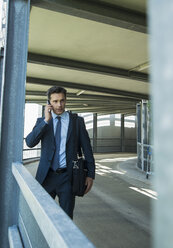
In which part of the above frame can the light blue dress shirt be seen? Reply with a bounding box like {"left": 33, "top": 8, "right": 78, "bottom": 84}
{"left": 51, "top": 111, "right": 69, "bottom": 168}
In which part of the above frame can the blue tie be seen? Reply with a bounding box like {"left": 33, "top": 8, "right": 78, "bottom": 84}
{"left": 52, "top": 116, "right": 61, "bottom": 171}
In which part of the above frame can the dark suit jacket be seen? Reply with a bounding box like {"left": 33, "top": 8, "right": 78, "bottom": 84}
{"left": 26, "top": 112, "right": 95, "bottom": 184}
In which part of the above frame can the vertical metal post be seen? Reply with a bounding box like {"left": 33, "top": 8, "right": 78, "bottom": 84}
{"left": 136, "top": 103, "right": 142, "bottom": 168}
{"left": 0, "top": 0, "right": 30, "bottom": 247}
{"left": 93, "top": 113, "right": 97, "bottom": 153}
{"left": 149, "top": 1, "right": 173, "bottom": 247}
{"left": 142, "top": 100, "right": 148, "bottom": 145}
{"left": 121, "top": 114, "right": 125, "bottom": 152}
{"left": 141, "top": 100, "right": 148, "bottom": 171}
{"left": 136, "top": 103, "right": 141, "bottom": 144}
{"left": 141, "top": 102, "right": 144, "bottom": 170}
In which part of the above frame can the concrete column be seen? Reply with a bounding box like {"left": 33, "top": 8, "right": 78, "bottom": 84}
{"left": 121, "top": 114, "right": 125, "bottom": 152}
{"left": 93, "top": 113, "right": 97, "bottom": 153}
{"left": 0, "top": 0, "right": 7, "bottom": 145}
{"left": 149, "top": 1, "right": 173, "bottom": 248}
{"left": 0, "top": 0, "right": 30, "bottom": 247}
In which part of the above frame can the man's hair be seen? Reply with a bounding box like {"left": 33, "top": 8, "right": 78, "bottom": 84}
{"left": 46, "top": 86, "right": 67, "bottom": 100}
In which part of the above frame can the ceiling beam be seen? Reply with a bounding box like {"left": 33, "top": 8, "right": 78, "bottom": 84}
{"left": 66, "top": 106, "right": 136, "bottom": 112}
{"left": 28, "top": 53, "right": 148, "bottom": 83}
{"left": 25, "top": 99, "right": 135, "bottom": 111}
{"left": 26, "top": 77, "right": 149, "bottom": 99}
{"left": 73, "top": 107, "right": 136, "bottom": 114}
{"left": 25, "top": 99, "right": 136, "bottom": 107}
{"left": 30, "top": 0, "right": 147, "bottom": 33}
{"left": 26, "top": 90, "right": 140, "bottom": 102}
{"left": 25, "top": 100, "right": 136, "bottom": 114}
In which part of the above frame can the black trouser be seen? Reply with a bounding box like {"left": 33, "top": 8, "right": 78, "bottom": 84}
{"left": 42, "top": 169, "right": 75, "bottom": 219}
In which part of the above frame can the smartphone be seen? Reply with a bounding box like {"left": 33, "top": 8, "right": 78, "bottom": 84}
{"left": 47, "top": 100, "right": 51, "bottom": 113}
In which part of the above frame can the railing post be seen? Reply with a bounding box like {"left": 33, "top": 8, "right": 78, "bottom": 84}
{"left": 0, "top": 0, "right": 30, "bottom": 247}
{"left": 93, "top": 113, "right": 97, "bottom": 153}
{"left": 121, "top": 114, "right": 125, "bottom": 152}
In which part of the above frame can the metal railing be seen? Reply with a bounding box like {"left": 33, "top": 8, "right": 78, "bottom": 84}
{"left": 137, "top": 142, "right": 153, "bottom": 178}
{"left": 23, "top": 138, "right": 41, "bottom": 160}
{"left": 23, "top": 138, "right": 137, "bottom": 160}
{"left": 90, "top": 138, "right": 136, "bottom": 153}
{"left": 10, "top": 162, "right": 95, "bottom": 248}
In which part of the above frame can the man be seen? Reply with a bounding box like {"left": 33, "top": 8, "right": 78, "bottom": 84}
{"left": 26, "top": 86, "right": 95, "bottom": 219}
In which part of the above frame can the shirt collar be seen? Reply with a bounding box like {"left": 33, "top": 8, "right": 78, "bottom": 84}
{"left": 52, "top": 110, "right": 68, "bottom": 120}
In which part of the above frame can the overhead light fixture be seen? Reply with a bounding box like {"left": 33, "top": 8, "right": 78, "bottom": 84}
{"left": 76, "top": 90, "right": 85, "bottom": 96}
{"left": 130, "top": 62, "right": 150, "bottom": 72}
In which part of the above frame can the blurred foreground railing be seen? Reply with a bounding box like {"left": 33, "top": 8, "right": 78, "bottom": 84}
{"left": 9, "top": 162, "right": 95, "bottom": 248}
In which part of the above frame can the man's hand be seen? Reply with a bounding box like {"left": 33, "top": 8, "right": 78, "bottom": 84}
{"left": 44, "top": 103, "right": 53, "bottom": 122}
{"left": 84, "top": 177, "right": 93, "bottom": 194}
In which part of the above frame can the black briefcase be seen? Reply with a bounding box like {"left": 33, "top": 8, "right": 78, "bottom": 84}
{"left": 72, "top": 158, "right": 87, "bottom": 197}
{"left": 71, "top": 114, "right": 88, "bottom": 197}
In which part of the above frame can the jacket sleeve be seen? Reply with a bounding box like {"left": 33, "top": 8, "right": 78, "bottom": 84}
{"left": 78, "top": 117, "right": 95, "bottom": 179}
{"left": 25, "top": 118, "right": 48, "bottom": 148}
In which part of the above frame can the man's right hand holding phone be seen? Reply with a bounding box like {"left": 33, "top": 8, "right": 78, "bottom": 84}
{"left": 45, "top": 100, "right": 52, "bottom": 123}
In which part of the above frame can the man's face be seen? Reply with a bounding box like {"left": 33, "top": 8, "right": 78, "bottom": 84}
{"left": 50, "top": 93, "right": 66, "bottom": 115}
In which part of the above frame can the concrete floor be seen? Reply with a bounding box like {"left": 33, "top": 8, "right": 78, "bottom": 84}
{"left": 73, "top": 153, "right": 154, "bottom": 248}
{"left": 25, "top": 153, "right": 154, "bottom": 248}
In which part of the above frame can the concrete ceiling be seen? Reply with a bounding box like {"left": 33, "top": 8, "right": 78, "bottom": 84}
{"left": 27, "top": 0, "right": 149, "bottom": 114}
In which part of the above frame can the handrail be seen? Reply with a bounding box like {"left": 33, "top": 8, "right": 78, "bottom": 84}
{"left": 23, "top": 137, "right": 137, "bottom": 160}
{"left": 23, "top": 138, "right": 41, "bottom": 160}
{"left": 137, "top": 142, "right": 153, "bottom": 148}
{"left": 8, "top": 225, "right": 23, "bottom": 248}
{"left": 12, "top": 162, "right": 95, "bottom": 248}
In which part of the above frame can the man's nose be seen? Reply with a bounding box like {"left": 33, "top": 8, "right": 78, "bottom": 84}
{"left": 57, "top": 101, "right": 61, "bottom": 107}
